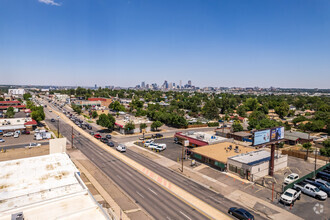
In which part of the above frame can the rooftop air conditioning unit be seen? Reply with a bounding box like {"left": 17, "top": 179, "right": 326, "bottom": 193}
{"left": 11, "top": 212, "right": 24, "bottom": 220}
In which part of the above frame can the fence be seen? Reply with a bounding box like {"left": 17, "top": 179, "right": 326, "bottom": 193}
{"left": 283, "top": 163, "right": 330, "bottom": 192}
{"left": 281, "top": 149, "right": 330, "bottom": 162}
{"left": 187, "top": 124, "right": 208, "bottom": 128}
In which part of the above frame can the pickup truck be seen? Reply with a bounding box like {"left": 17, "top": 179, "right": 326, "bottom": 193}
{"left": 293, "top": 182, "right": 327, "bottom": 200}
{"left": 280, "top": 188, "right": 301, "bottom": 205}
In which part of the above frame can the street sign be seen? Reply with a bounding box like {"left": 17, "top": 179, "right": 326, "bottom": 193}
{"left": 183, "top": 140, "right": 189, "bottom": 147}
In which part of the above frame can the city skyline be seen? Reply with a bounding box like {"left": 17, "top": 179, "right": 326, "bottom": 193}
{"left": 1, "top": 0, "right": 330, "bottom": 89}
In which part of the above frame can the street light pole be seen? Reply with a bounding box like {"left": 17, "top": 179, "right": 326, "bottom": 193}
{"left": 72, "top": 126, "right": 74, "bottom": 148}
{"left": 314, "top": 147, "right": 318, "bottom": 178}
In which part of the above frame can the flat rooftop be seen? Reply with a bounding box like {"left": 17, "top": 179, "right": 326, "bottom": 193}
{"left": 180, "top": 131, "right": 228, "bottom": 144}
{"left": 228, "top": 150, "right": 272, "bottom": 165}
{"left": 0, "top": 153, "right": 109, "bottom": 220}
{"left": 191, "top": 142, "right": 256, "bottom": 163}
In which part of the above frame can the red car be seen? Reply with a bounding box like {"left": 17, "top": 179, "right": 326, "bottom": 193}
{"left": 94, "top": 134, "right": 102, "bottom": 139}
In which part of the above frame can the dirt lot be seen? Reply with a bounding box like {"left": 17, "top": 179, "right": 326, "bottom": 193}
{"left": 0, "top": 145, "right": 49, "bottom": 162}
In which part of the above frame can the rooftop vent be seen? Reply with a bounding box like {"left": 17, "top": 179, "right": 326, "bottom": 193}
{"left": 11, "top": 212, "right": 24, "bottom": 220}
{"left": 228, "top": 145, "right": 232, "bottom": 150}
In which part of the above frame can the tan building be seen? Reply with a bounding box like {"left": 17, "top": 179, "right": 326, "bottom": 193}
{"left": 190, "top": 142, "right": 256, "bottom": 171}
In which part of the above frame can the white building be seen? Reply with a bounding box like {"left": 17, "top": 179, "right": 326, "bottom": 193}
{"left": 0, "top": 153, "right": 111, "bottom": 220}
{"left": 227, "top": 150, "right": 288, "bottom": 181}
{"left": 8, "top": 88, "right": 25, "bottom": 96}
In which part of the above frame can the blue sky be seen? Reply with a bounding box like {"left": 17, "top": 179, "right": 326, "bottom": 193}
{"left": 0, "top": 0, "right": 329, "bottom": 88}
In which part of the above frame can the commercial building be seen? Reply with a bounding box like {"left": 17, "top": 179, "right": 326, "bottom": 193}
{"left": 0, "top": 101, "right": 26, "bottom": 111}
{"left": 88, "top": 97, "right": 113, "bottom": 107}
{"left": 0, "top": 117, "right": 37, "bottom": 132}
{"left": 190, "top": 142, "right": 256, "bottom": 171}
{"left": 8, "top": 88, "right": 25, "bottom": 96}
{"left": 284, "top": 130, "right": 313, "bottom": 145}
{"left": 227, "top": 150, "right": 288, "bottom": 181}
{"left": 0, "top": 153, "right": 110, "bottom": 220}
{"left": 227, "top": 131, "right": 253, "bottom": 142}
{"left": 175, "top": 131, "right": 229, "bottom": 147}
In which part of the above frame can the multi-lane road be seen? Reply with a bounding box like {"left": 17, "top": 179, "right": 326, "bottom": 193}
{"left": 41, "top": 98, "right": 265, "bottom": 220}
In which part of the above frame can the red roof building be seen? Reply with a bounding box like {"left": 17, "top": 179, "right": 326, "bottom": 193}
{"left": 174, "top": 132, "right": 208, "bottom": 147}
{"left": 0, "top": 101, "right": 26, "bottom": 110}
{"left": 24, "top": 119, "right": 38, "bottom": 126}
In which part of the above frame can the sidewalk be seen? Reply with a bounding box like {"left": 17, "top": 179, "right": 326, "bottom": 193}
{"left": 127, "top": 142, "right": 303, "bottom": 220}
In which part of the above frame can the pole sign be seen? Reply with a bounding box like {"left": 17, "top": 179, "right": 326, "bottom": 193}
{"left": 253, "top": 129, "right": 270, "bottom": 146}
{"left": 270, "top": 127, "right": 284, "bottom": 141}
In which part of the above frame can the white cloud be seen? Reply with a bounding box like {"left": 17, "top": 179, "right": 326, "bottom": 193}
{"left": 38, "top": 0, "right": 61, "bottom": 6}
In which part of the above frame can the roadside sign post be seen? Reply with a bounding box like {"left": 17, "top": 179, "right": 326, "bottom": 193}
{"left": 57, "top": 116, "right": 60, "bottom": 138}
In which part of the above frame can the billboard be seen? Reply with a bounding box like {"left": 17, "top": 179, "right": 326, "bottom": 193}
{"left": 270, "top": 127, "right": 284, "bottom": 141}
{"left": 253, "top": 129, "right": 270, "bottom": 146}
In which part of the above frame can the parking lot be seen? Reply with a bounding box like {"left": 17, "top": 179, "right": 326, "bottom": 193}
{"left": 136, "top": 137, "right": 184, "bottom": 162}
{"left": 0, "top": 132, "right": 45, "bottom": 148}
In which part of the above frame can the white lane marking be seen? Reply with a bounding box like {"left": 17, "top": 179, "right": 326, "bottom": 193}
{"left": 136, "top": 191, "right": 144, "bottom": 198}
{"left": 116, "top": 175, "right": 122, "bottom": 180}
{"left": 148, "top": 187, "right": 158, "bottom": 196}
{"left": 98, "top": 152, "right": 103, "bottom": 155}
{"left": 166, "top": 217, "right": 171, "bottom": 220}
{"left": 126, "top": 171, "right": 133, "bottom": 177}
{"left": 179, "top": 211, "right": 191, "bottom": 220}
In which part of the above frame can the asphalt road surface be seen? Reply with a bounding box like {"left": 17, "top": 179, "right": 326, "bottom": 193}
{"left": 43, "top": 104, "right": 211, "bottom": 220}
{"left": 42, "top": 97, "right": 266, "bottom": 220}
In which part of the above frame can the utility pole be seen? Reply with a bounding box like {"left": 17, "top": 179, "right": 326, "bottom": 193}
{"left": 314, "top": 147, "right": 318, "bottom": 178}
{"left": 181, "top": 144, "right": 184, "bottom": 172}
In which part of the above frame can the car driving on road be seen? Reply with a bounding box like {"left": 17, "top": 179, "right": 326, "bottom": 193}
{"left": 228, "top": 207, "right": 254, "bottom": 220}
{"left": 116, "top": 144, "right": 126, "bottom": 152}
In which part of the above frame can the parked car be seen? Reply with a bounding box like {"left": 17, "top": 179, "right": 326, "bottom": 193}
{"left": 22, "top": 130, "right": 30, "bottom": 135}
{"left": 3, "top": 132, "right": 14, "bottom": 137}
{"left": 152, "top": 133, "right": 163, "bottom": 139}
{"left": 116, "top": 144, "right": 126, "bottom": 152}
{"left": 87, "top": 125, "right": 92, "bottom": 130}
{"left": 106, "top": 134, "right": 112, "bottom": 139}
{"left": 293, "top": 182, "right": 327, "bottom": 200}
{"left": 90, "top": 131, "right": 95, "bottom": 136}
{"left": 303, "top": 178, "right": 330, "bottom": 196}
{"left": 94, "top": 134, "right": 102, "bottom": 139}
{"left": 0, "top": 138, "right": 5, "bottom": 143}
{"left": 49, "top": 110, "right": 52, "bottom": 112}
{"left": 144, "top": 139, "right": 154, "bottom": 147}
{"left": 51, "top": 118, "right": 55, "bottom": 122}
{"left": 228, "top": 207, "right": 254, "bottom": 220}
{"left": 25, "top": 143, "right": 41, "bottom": 149}
{"left": 280, "top": 188, "right": 301, "bottom": 205}
{"left": 315, "top": 179, "right": 330, "bottom": 189}
{"left": 101, "top": 138, "right": 109, "bottom": 143}
{"left": 317, "top": 172, "right": 330, "bottom": 182}
{"left": 284, "top": 173, "right": 299, "bottom": 185}
{"left": 107, "top": 142, "right": 115, "bottom": 147}
{"left": 13, "top": 133, "right": 19, "bottom": 138}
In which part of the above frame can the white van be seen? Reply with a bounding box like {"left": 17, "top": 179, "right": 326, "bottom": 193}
{"left": 116, "top": 144, "right": 126, "bottom": 152}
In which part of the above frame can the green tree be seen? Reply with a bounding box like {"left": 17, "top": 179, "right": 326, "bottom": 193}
{"left": 23, "top": 93, "right": 32, "bottom": 100}
{"left": 92, "top": 111, "right": 98, "bottom": 119}
{"left": 232, "top": 120, "right": 243, "bottom": 132}
{"left": 151, "top": 121, "right": 163, "bottom": 131}
{"left": 320, "top": 139, "right": 330, "bottom": 157}
{"left": 109, "top": 101, "right": 125, "bottom": 112}
{"left": 284, "top": 121, "right": 291, "bottom": 131}
{"left": 0, "top": 97, "right": 4, "bottom": 101}
{"left": 202, "top": 100, "right": 219, "bottom": 120}
{"left": 245, "top": 98, "right": 259, "bottom": 111}
{"left": 302, "top": 142, "right": 312, "bottom": 160}
{"left": 124, "top": 121, "right": 135, "bottom": 133}
{"left": 140, "top": 123, "right": 147, "bottom": 132}
{"left": 31, "top": 106, "right": 45, "bottom": 122}
{"left": 96, "top": 113, "right": 115, "bottom": 130}
{"left": 237, "top": 105, "right": 247, "bottom": 117}
{"left": 275, "top": 101, "right": 289, "bottom": 118}
{"left": 5, "top": 107, "right": 15, "bottom": 118}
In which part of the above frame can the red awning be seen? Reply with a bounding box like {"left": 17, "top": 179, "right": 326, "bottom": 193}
{"left": 24, "top": 119, "right": 38, "bottom": 126}
{"left": 115, "top": 122, "right": 123, "bottom": 128}
{"left": 174, "top": 132, "right": 208, "bottom": 146}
